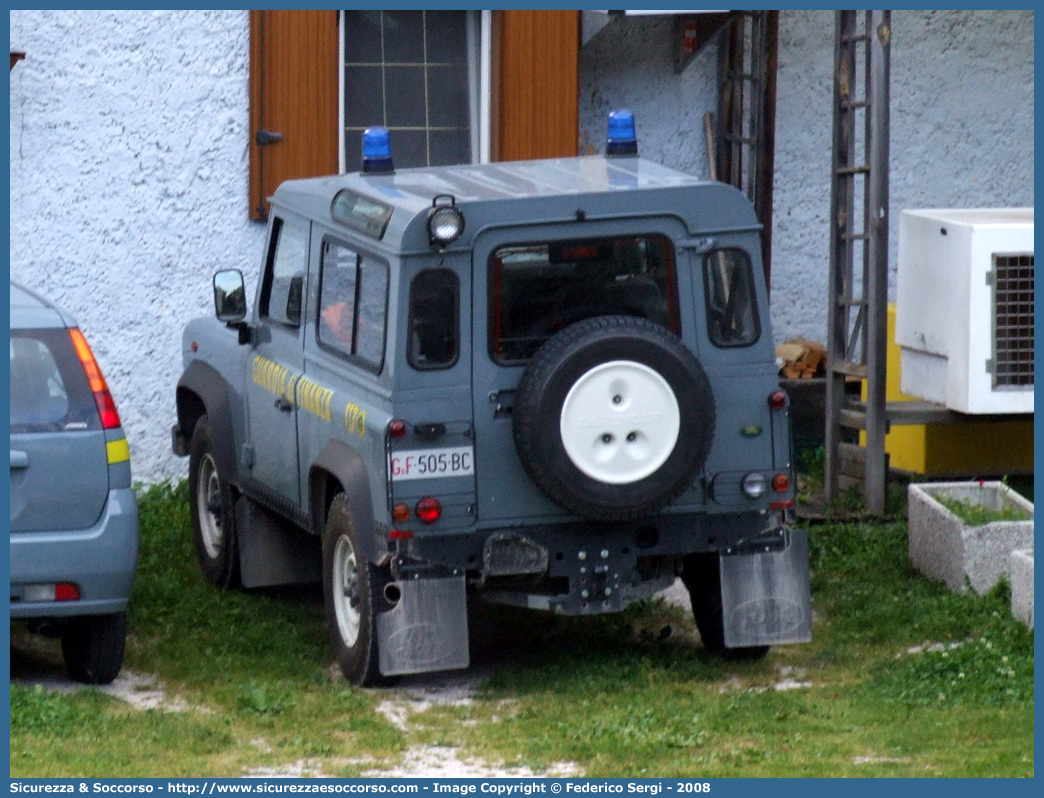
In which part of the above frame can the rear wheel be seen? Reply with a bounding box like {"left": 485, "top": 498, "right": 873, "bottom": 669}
{"left": 61, "top": 612, "right": 127, "bottom": 684}
{"left": 682, "top": 553, "right": 770, "bottom": 661}
{"left": 322, "top": 493, "right": 387, "bottom": 686}
{"left": 188, "top": 415, "right": 240, "bottom": 588}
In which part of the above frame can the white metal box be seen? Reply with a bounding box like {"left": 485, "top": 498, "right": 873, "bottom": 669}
{"left": 896, "top": 208, "right": 1034, "bottom": 414}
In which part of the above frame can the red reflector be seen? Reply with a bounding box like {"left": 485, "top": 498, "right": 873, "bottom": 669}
{"left": 770, "top": 500, "right": 795, "bottom": 510}
{"left": 389, "top": 529, "right": 413, "bottom": 540}
{"left": 388, "top": 419, "right": 408, "bottom": 439}
{"left": 55, "top": 583, "right": 80, "bottom": 601}
{"left": 769, "top": 391, "right": 788, "bottom": 410}
{"left": 772, "top": 473, "right": 791, "bottom": 492}
{"left": 561, "top": 245, "right": 600, "bottom": 261}
{"left": 416, "top": 497, "right": 442, "bottom": 524}
{"left": 69, "top": 328, "right": 122, "bottom": 430}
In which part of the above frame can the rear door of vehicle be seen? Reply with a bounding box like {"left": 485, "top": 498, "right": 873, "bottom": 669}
{"left": 471, "top": 216, "right": 690, "bottom": 523}
{"left": 10, "top": 327, "right": 108, "bottom": 532}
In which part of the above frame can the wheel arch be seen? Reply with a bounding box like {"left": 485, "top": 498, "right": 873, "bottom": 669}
{"left": 176, "top": 360, "right": 239, "bottom": 484}
{"left": 309, "top": 440, "right": 381, "bottom": 565}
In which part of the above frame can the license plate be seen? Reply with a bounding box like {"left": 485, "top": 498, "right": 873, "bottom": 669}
{"left": 390, "top": 446, "right": 474, "bottom": 482}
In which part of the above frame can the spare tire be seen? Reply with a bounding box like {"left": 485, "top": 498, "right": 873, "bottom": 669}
{"left": 512, "top": 315, "right": 715, "bottom": 520}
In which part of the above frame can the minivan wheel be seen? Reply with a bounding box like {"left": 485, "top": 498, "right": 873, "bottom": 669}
{"left": 513, "top": 316, "right": 715, "bottom": 520}
{"left": 61, "top": 612, "right": 127, "bottom": 685}
{"left": 682, "top": 553, "right": 770, "bottom": 662}
{"left": 322, "top": 493, "right": 388, "bottom": 687}
{"left": 188, "top": 415, "right": 240, "bottom": 588}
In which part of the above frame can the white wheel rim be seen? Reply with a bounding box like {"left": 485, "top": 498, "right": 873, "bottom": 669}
{"left": 332, "top": 535, "right": 362, "bottom": 648}
{"left": 196, "top": 453, "right": 223, "bottom": 559}
{"left": 560, "top": 360, "right": 680, "bottom": 485}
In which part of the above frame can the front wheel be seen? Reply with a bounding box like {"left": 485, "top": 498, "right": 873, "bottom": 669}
{"left": 188, "top": 415, "right": 240, "bottom": 588}
{"left": 61, "top": 612, "right": 127, "bottom": 684}
{"left": 322, "top": 493, "right": 387, "bottom": 686}
{"left": 682, "top": 553, "right": 770, "bottom": 662}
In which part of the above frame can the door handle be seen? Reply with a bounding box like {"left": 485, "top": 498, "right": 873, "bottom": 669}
{"left": 274, "top": 396, "right": 293, "bottom": 413}
{"left": 10, "top": 450, "right": 30, "bottom": 469}
{"left": 255, "top": 129, "right": 283, "bottom": 146}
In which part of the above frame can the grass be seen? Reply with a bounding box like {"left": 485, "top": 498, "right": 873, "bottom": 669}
{"left": 937, "top": 495, "right": 1032, "bottom": 526}
{"left": 9, "top": 482, "right": 1035, "bottom": 777}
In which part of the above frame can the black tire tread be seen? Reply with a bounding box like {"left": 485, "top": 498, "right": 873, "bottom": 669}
{"left": 322, "top": 493, "right": 390, "bottom": 687}
{"left": 188, "top": 415, "right": 241, "bottom": 589}
{"left": 61, "top": 612, "right": 127, "bottom": 685}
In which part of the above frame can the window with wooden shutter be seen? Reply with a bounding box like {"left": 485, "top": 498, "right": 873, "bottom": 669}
{"left": 491, "top": 10, "right": 579, "bottom": 161}
{"left": 249, "top": 10, "right": 339, "bottom": 221}
{"left": 249, "top": 10, "right": 580, "bottom": 221}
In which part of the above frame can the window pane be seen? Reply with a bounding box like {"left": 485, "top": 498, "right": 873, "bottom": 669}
{"left": 262, "top": 217, "right": 309, "bottom": 326}
{"left": 343, "top": 10, "right": 473, "bottom": 170}
{"left": 408, "top": 269, "right": 459, "bottom": 369}
{"left": 318, "top": 242, "right": 359, "bottom": 355}
{"left": 490, "top": 236, "right": 677, "bottom": 363}
{"left": 704, "top": 249, "right": 760, "bottom": 347}
{"left": 356, "top": 258, "right": 389, "bottom": 367}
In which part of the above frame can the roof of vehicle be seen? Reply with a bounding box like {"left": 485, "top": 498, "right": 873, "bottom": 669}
{"left": 271, "top": 155, "right": 759, "bottom": 254}
{"left": 10, "top": 281, "right": 76, "bottom": 330}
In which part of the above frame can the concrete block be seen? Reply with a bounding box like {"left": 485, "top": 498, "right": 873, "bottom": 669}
{"left": 907, "top": 481, "right": 1034, "bottom": 594}
{"left": 1010, "top": 549, "right": 1034, "bottom": 628}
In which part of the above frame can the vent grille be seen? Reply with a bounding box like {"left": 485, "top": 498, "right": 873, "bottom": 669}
{"left": 992, "top": 253, "right": 1034, "bottom": 388}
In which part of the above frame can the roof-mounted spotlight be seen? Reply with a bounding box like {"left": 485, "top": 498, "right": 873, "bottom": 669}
{"left": 427, "top": 194, "right": 465, "bottom": 247}
{"left": 361, "top": 126, "right": 394, "bottom": 174}
{"left": 606, "top": 109, "right": 638, "bottom": 157}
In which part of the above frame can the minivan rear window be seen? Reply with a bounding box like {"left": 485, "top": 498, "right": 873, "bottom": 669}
{"left": 10, "top": 329, "right": 100, "bottom": 433}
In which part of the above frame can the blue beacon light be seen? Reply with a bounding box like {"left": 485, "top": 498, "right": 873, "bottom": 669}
{"left": 361, "top": 126, "right": 394, "bottom": 174}
{"left": 606, "top": 109, "right": 638, "bottom": 157}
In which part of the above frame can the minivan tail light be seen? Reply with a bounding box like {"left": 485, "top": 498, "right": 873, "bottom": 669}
{"left": 69, "top": 328, "right": 122, "bottom": 429}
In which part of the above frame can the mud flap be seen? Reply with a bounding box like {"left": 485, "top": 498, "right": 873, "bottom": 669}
{"left": 377, "top": 575, "right": 469, "bottom": 676}
{"left": 236, "top": 497, "right": 321, "bottom": 589}
{"left": 721, "top": 528, "right": 812, "bottom": 648}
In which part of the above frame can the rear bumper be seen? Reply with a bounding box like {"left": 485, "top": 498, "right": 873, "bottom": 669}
{"left": 10, "top": 488, "right": 139, "bottom": 619}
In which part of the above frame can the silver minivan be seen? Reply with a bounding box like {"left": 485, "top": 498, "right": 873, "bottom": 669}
{"left": 10, "top": 282, "right": 139, "bottom": 684}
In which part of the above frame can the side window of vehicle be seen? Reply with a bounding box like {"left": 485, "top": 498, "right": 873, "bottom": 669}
{"left": 260, "top": 216, "right": 309, "bottom": 327}
{"left": 317, "top": 240, "right": 389, "bottom": 371}
{"left": 703, "top": 248, "right": 760, "bottom": 347}
{"left": 408, "top": 269, "right": 459, "bottom": 370}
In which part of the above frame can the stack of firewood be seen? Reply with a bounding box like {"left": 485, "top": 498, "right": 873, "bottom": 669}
{"left": 776, "top": 338, "right": 827, "bottom": 379}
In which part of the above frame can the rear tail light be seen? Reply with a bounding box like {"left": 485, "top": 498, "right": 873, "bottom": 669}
{"left": 69, "top": 328, "right": 122, "bottom": 429}
{"left": 388, "top": 419, "right": 408, "bottom": 439}
{"left": 24, "top": 583, "right": 80, "bottom": 602}
{"left": 768, "top": 390, "right": 788, "bottom": 410}
{"left": 416, "top": 497, "right": 442, "bottom": 524}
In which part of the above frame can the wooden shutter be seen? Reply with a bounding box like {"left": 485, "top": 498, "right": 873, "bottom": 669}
{"left": 249, "top": 10, "right": 339, "bottom": 221}
{"left": 491, "top": 10, "right": 579, "bottom": 162}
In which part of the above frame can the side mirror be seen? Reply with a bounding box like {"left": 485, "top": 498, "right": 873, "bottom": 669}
{"left": 213, "top": 269, "right": 247, "bottom": 323}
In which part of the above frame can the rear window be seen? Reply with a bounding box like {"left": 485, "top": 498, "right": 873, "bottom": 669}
{"left": 10, "top": 329, "right": 99, "bottom": 433}
{"left": 490, "top": 235, "right": 678, "bottom": 363}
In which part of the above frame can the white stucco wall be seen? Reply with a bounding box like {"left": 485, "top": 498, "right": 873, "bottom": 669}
{"left": 10, "top": 10, "right": 263, "bottom": 484}
{"left": 581, "top": 10, "right": 1034, "bottom": 343}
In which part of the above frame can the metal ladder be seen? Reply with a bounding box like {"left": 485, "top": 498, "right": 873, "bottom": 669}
{"left": 824, "top": 10, "right": 892, "bottom": 513}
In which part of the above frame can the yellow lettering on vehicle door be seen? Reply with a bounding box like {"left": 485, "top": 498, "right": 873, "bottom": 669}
{"left": 252, "top": 355, "right": 298, "bottom": 402}
{"left": 345, "top": 403, "right": 366, "bottom": 438}
{"left": 295, "top": 377, "right": 333, "bottom": 423}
